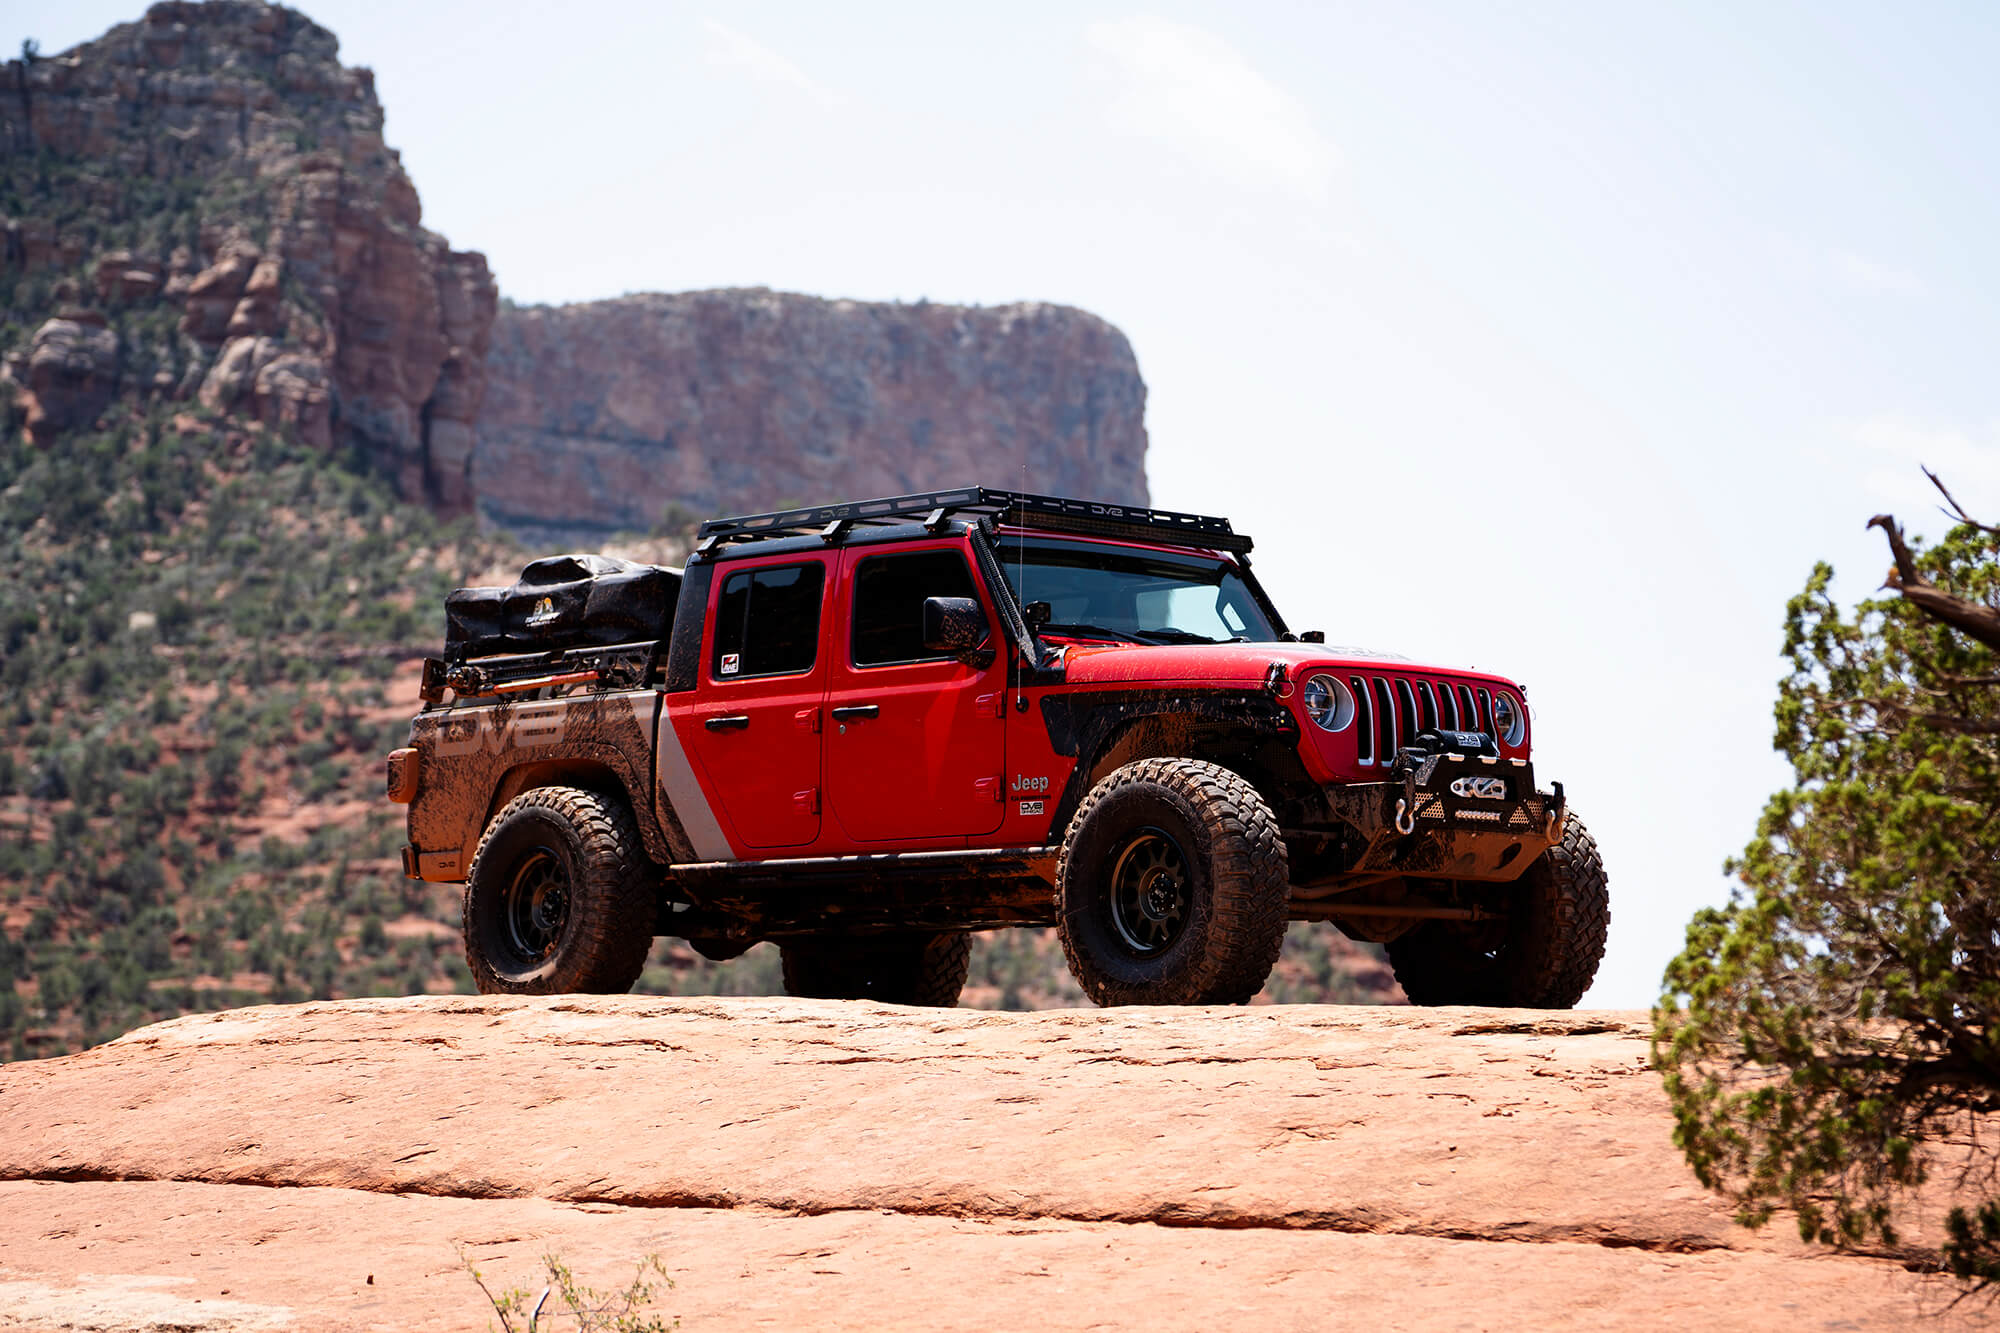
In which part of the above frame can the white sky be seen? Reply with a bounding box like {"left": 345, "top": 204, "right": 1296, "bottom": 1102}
{"left": 14, "top": 0, "right": 1999, "bottom": 1008}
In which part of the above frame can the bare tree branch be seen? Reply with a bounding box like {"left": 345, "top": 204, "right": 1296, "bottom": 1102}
{"left": 1928, "top": 466, "right": 2000, "bottom": 537}
{"left": 1870, "top": 513, "right": 2000, "bottom": 654}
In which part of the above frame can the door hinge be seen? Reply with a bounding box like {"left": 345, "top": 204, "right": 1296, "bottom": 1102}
{"left": 976, "top": 690, "right": 1005, "bottom": 719}
{"left": 973, "top": 776, "right": 1002, "bottom": 802}
{"left": 794, "top": 787, "right": 821, "bottom": 814}
{"left": 796, "top": 707, "right": 821, "bottom": 733}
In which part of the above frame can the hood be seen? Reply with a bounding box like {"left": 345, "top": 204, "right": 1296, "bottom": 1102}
{"left": 1053, "top": 640, "right": 1522, "bottom": 692}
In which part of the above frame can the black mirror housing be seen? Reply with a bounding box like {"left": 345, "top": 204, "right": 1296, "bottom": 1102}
{"left": 922, "top": 596, "right": 988, "bottom": 660}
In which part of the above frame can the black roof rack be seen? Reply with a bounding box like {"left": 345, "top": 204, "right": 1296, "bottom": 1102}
{"left": 693, "top": 486, "right": 1251, "bottom": 556}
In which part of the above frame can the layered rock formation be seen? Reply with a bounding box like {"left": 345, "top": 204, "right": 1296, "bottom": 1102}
{"left": 0, "top": 997, "right": 1958, "bottom": 1330}
{"left": 478, "top": 292, "right": 1150, "bottom": 543}
{"left": 14, "top": 311, "right": 120, "bottom": 442}
{"left": 0, "top": 3, "right": 1151, "bottom": 535}
{"left": 0, "top": 1, "right": 495, "bottom": 507}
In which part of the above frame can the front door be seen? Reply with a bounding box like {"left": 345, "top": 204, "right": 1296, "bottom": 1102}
{"left": 825, "top": 540, "right": 1007, "bottom": 842}
{"left": 681, "top": 554, "right": 830, "bottom": 851}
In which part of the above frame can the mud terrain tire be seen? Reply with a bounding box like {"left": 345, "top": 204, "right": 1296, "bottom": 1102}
{"left": 779, "top": 932, "right": 972, "bottom": 1006}
{"left": 463, "top": 786, "right": 655, "bottom": 995}
{"left": 1056, "top": 758, "right": 1289, "bottom": 1006}
{"left": 1387, "top": 813, "right": 1609, "bottom": 1008}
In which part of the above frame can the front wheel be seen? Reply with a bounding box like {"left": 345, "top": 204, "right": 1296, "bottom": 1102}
{"left": 779, "top": 932, "right": 972, "bottom": 1006}
{"left": 1056, "top": 758, "right": 1290, "bottom": 1006}
{"left": 1387, "top": 813, "right": 1609, "bottom": 1008}
{"left": 462, "top": 786, "right": 656, "bottom": 995}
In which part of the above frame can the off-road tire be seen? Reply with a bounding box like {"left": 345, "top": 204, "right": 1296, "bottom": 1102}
{"left": 1056, "top": 758, "right": 1290, "bottom": 1006}
{"left": 463, "top": 786, "right": 655, "bottom": 995}
{"left": 779, "top": 932, "right": 972, "bottom": 1006}
{"left": 1386, "top": 813, "right": 1609, "bottom": 1008}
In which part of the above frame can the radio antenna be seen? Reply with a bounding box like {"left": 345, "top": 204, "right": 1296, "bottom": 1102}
{"left": 1018, "top": 460, "right": 1029, "bottom": 619}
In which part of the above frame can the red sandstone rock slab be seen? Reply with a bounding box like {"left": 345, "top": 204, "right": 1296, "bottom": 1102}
{"left": 0, "top": 998, "right": 1966, "bottom": 1329}
{"left": 0, "top": 1180, "right": 1956, "bottom": 1333}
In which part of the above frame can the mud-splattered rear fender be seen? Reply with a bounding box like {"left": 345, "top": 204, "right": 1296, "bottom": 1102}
{"left": 403, "top": 691, "right": 672, "bottom": 879}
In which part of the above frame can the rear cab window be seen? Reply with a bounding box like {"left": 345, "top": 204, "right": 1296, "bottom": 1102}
{"left": 711, "top": 560, "right": 827, "bottom": 680}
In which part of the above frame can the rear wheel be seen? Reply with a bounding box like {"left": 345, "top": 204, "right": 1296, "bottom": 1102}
{"left": 1387, "top": 813, "right": 1609, "bottom": 1008}
{"left": 779, "top": 932, "right": 971, "bottom": 1006}
{"left": 463, "top": 786, "right": 655, "bottom": 995}
{"left": 1056, "top": 758, "right": 1290, "bottom": 1006}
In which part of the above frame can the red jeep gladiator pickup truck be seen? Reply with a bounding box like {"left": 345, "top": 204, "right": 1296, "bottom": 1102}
{"left": 387, "top": 487, "right": 1607, "bottom": 1008}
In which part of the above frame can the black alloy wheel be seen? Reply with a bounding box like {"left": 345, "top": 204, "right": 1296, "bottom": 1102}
{"left": 501, "top": 849, "right": 571, "bottom": 969}
{"left": 1107, "top": 827, "right": 1194, "bottom": 958}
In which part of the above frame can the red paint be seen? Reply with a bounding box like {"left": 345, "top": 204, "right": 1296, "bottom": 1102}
{"left": 667, "top": 530, "right": 1531, "bottom": 860}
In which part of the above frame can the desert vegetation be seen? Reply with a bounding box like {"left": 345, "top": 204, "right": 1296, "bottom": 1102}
{"left": 0, "top": 402, "right": 500, "bottom": 1056}
{"left": 1656, "top": 473, "right": 2000, "bottom": 1293}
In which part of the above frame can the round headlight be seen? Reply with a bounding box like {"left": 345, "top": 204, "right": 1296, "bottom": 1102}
{"left": 1491, "top": 691, "right": 1525, "bottom": 746}
{"left": 1302, "top": 673, "right": 1355, "bottom": 732}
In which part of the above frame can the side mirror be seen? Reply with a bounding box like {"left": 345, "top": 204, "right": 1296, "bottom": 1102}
{"left": 923, "top": 596, "right": 992, "bottom": 665}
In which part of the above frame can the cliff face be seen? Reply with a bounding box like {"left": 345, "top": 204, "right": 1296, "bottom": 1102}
{"left": 1, "top": 3, "right": 1151, "bottom": 536}
{"left": 477, "top": 291, "right": 1151, "bottom": 542}
{"left": 0, "top": 0, "right": 495, "bottom": 511}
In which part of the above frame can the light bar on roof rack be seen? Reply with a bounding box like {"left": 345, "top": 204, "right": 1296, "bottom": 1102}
{"left": 693, "top": 486, "right": 1251, "bottom": 556}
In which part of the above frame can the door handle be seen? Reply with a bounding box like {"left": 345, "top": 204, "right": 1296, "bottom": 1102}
{"left": 830, "top": 704, "right": 880, "bottom": 720}
{"left": 703, "top": 715, "right": 751, "bottom": 731}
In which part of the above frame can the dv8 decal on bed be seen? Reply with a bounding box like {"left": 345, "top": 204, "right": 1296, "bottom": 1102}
{"left": 431, "top": 701, "right": 568, "bottom": 756}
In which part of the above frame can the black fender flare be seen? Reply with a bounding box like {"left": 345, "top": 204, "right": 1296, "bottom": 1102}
{"left": 1038, "top": 689, "right": 1305, "bottom": 840}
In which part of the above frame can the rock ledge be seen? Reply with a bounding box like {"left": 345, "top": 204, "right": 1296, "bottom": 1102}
{"left": 0, "top": 997, "right": 1957, "bottom": 1330}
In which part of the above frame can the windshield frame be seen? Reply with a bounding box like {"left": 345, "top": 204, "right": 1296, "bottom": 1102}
{"left": 980, "top": 527, "right": 1292, "bottom": 649}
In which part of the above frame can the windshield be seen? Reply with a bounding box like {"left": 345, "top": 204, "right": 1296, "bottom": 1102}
{"left": 994, "top": 536, "right": 1278, "bottom": 644}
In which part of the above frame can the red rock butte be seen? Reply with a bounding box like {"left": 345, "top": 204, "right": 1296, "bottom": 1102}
{"left": 1, "top": 4, "right": 1151, "bottom": 539}
{"left": 478, "top": 292, "right": 1151, "bottom": 545}
{"left": 0, "top": 997, "right": 1967, "bottom": 1330}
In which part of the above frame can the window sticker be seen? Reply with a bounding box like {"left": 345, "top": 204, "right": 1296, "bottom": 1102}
{"left": 720, "top": 653, "right": 740, "bottom": 676}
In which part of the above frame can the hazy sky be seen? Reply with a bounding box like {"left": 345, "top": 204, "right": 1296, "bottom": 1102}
{"left": 14, "top": 1, "right": 1999, "bottom": 1007}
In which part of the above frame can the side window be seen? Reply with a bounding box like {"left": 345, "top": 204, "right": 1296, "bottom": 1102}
{"left": 711, "top": 562, "right": 825, "bottom": 679}
{"left": 851, "top": 550, "right": 983, "bottom": 667}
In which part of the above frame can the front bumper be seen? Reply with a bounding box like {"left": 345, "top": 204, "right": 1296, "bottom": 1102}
{"left": 1319, "top": 754, "right": 1565, "bottom": 881}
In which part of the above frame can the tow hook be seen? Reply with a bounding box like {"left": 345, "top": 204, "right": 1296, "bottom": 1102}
{"left": 1388, "top": 745, "right": 1438, "bottom": 838}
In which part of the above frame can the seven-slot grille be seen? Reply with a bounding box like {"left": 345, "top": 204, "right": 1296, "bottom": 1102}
{"left": 1349, "top": 673, "right": 1500, "bottom": 765}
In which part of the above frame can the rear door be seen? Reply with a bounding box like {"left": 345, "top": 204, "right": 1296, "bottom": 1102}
{"left": 681, "top": 554, "right": 830, "bottom": 851}
{"left": 824, "top": 539, "right": 1008, "bottom": 842}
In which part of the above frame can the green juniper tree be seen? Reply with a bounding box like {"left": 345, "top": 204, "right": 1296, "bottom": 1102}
{"left": 1654, "top": 471, "right": 2000, "bottom": 1290}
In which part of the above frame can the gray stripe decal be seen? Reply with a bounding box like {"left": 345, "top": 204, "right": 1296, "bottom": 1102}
{"left": 654, "top": 711, "right": 736, "bottom": 861}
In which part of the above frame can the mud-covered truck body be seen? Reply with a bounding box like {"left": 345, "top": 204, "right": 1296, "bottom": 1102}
{"left": 389, "top": 487, "right": 1607, "bottom": 1007}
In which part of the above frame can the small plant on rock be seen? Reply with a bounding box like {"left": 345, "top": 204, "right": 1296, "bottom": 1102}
{"left": 460, "top": 1246, "right": 678, "bottom": 1333}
